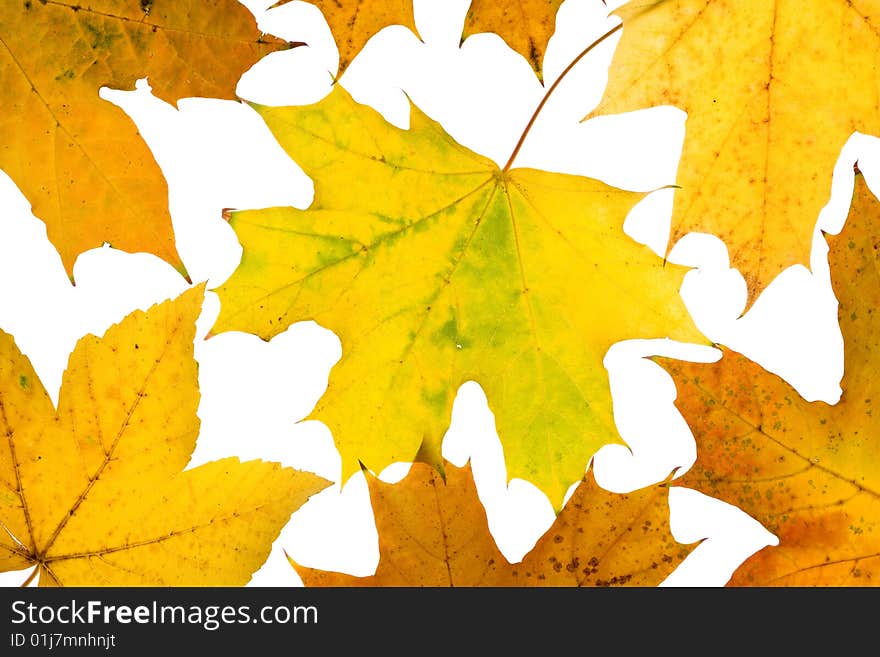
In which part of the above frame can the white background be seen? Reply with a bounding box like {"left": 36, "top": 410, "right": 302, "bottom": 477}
{"left": 2, "top": 0, "right": 876, "bottom": 587}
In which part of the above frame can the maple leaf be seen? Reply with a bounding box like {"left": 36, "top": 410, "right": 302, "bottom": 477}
{"left": 657, "top": 173, "right": 880, "bottom": 585}
{"left": 274, "top": 0, "right": 418, "bottom": 79}
{"left": 0, "top": 0, "right": 297, "bottom": 280}
{"left": 0, "top": 286, "right": 329, "bottom": 586}
{"left": 279, "top": 0, "right": 564, "bottom": 81}
{"left": 588, "top": 0, "right": 880, "bottom": 306}
{"left": 290, "top": 461, "right": 692, "bottom": 586}
{"left": 211, "top": 85, "right": 704, "bottom": 509}
{"left": 460, "top": 0, "right": 564, "bottom": 82}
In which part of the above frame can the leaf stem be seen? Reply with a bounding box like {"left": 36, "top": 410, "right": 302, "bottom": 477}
{"left": 501, "top": 22, "right": 623, "bottom": 172}
{"left": 20, "top": 566, "right": 38, "bottom": 588}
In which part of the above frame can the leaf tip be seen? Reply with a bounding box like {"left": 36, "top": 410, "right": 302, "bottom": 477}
{"left": 191, "top": 280, "right": 208, "bottom": 296}
{"left": 413, "top": 439, "right": 445, "bottom": 482}
{"left": 172, "top": 257, "right": 192, "bottom": 284}
{"left": 659, "top": 465, "right": 683, "bottom": 486}
{"left": 282, "top": 548, "right": 299, "bottom": 569}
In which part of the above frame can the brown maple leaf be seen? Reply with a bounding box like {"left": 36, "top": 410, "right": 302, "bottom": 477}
{"left": 658, "top": 173, "right": 880, "bottom": 585}
{"left": 290, "top": 461, "right": 693, "bottom": 586}
{"left": 281, "top": 0, "right": 566, "bottom": 81}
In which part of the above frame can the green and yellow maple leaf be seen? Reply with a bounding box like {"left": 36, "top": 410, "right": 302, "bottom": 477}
{"left": 212, "top": 85, "right": 704, "bottom": 509}
{"left": 279, "top": 0, "right": 564, "bottom": 81}
{"left": 0, "top": 286, "right": 329, "bottom": 586}
{"left": 658, "top": 174, "right": 880, "bottom": 585}
{"left": 291, "top": 461, "right": 692, "bottom": 586}
{"left": 589, "top": 0, "right": 880, "bottom": 305}
{"left": 0, "top": 0, "right": 296, "bottom": 279}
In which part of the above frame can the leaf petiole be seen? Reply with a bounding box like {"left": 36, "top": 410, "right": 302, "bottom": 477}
{"left": 19, "top": 566, "right": 38, "bottom": 588}
{"left": 502, "top": 21, "right": 623, "bottom": 172}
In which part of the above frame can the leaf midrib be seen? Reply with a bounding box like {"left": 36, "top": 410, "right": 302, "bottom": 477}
{"left": 687, "top": 373, "right": 880, "bottom": 501}
{"left": 36, "top": 312, "right": 186, "bottom": 559}
{"left": 38, "top": 0, "right": 273, "bottom": 45}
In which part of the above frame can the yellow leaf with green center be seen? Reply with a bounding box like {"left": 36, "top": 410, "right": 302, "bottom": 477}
{"left": 212, "top": 86, "right": 704, "bottom": 509}
{"left": 0, "top": 0, "right": 296, "bottom": 279}
{"left": 658, "top": 174, "right": 880, "bottom": 585}
{"left": 590, "top": 0, "right": 880, "bottom": 305}
{"left": 290, "top": 461, "right": 692, "bottom": 586}
{"left": 278, "top": 0, "right": 563, "bottom": 80}
{"left": 0, "top": 286, "right": 329, "bottom": 586}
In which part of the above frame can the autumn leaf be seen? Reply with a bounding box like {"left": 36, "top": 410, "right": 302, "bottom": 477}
{"left": 588, "top": 0, "right": 880, "bottom": 305}
{"left": 460, "top": 0, "right": 565, "bottom": 82}
{"left": 280, "top": 0, "right": 564, "bottom": 81}
{"left": 291, "top": 461, "right": 691, "bottom": 586}
{"left": 0, "top": 0, "right": 296, "bottom": 279}
{"left": 0, "top": 285, "right": 329, "bottom": 586}
{"left": 657, "top": 174, "right": 880, "bottom": 585}
{"left": 275, "top": 0, "right": 418, "bottom": 79}
{"left": 211, "top": 85, "right": 704, "bottom": 509}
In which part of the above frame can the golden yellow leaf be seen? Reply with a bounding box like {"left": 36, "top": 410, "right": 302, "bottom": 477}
{"left": 279, "top": 0, "right": 417, "bottom": 79}
{"left": 291, "top": 461, "right": 691, "bottom": 586}
{"left": 212, "top": 86, "right": 704, "bottom": 509}
{"left": 461, "top": 0, "right": 564, "bottom": 82}
{"left": 282, "top": 0, "right": 564, "bottom": 80}
{"left": 589, "top": 0, "right": 880, "bottom": 305}
{"left": 658, "top": 174, "right": 880, "bottom": 585}
{"left": 0, "top": 0, "right": 295, "bottom": 279}
{"left": 0, "top": 285, "right": 329, "bottom": 586}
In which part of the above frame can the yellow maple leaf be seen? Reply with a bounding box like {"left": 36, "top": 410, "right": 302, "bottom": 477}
{"left": 280, "top": 0, "right": 565, "bottom": 81}
{"left": 291, "top": 461, "right": 692, "bottom": 586}
{"left": 211, "top": 85, "right": 704, "bottom": 510}
{"left": 0, "top": 286, "right": 329, "bottom": 586}
{"left": 589, "top": 0, "right": 880, "bottom": 305}
{"left": 658, "top": 173, "right": 880, "bottom": 585}
{"left": 0, "top": 0, "right": 296, "bottom": 279}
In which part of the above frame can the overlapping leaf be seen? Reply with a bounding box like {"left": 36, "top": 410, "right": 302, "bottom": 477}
{"left": 277, "top": 0, "right": 418, "bottom": 78}
{"left": 461, "top": 0, "right": 564, "bottom": 82}
{"left": 0, "top": 286, "right": 329, "bottom": 586}
{"left": 590, "top": 0, "right": 880, "bottom": 304}
{"left": 658, "top": 174, "right": 880, "bottom": 585}
{"left": 284, "top": 0, "right": 563, "bottom": 80}
{"left": 291, "top": 461, "right": 691, "bottom": 586}
{"left": 0, "top": 0, "right": 295, "bottom": 278}
{"left": 212, "top": 86, "right": 704, "bottom": 508}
